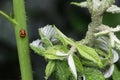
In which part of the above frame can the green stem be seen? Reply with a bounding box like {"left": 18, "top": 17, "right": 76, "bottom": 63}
{"left": 0, "top": 10, "right": 17, "bottom": 25}
{"left": 80, "top": 16, "right": 103, "bottom": 46}
{"left": 84, "top": 16, "right": 103, "bottom": 46}
{"left": 13, "top": 0, "right": 33, "bottom": 80}
{"left": 80, "top": 0, "right": 115, "bottom": 46}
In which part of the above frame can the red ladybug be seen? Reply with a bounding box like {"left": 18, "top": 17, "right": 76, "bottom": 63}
{"left": 20, "top": 29, "right": 26, "bottom": 38}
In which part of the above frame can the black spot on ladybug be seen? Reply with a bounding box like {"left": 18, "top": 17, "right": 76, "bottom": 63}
{"left": 20, "top": 29, "right": 26, "bottom": 38}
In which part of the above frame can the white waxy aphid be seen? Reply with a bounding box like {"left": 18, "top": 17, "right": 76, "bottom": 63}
{"left": 39, "top": 25, "right": 56, "bottom": 39}
{"left": 112, "top": 49, "right": 119, "bottom": 63}
{"left": 92, "top": 0, "right": 103, "bottom": 10}
{"left": 95, "top": 36, "right": 110, "bottom": 52}
{"left": 30, "top": 39, "right": 41, "bottom": 47}
{"left": 104, "top": 65, "right": 114, "bottom": 78}
{"left": 107, "top": 5, "right": 120, "bottom": 14}
{"left": 30, "top": 39, "right": 44, "bottom": 48}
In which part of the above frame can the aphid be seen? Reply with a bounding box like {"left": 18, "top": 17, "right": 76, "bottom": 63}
{"left": 20, "top": 28, "right": 26, "bottom": 38}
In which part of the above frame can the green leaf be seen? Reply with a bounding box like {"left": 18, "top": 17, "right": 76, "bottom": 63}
{"left": 39, "top": 30, "right": 53, "bottom": 47}
{"left": 71, "top": 1, "right": 87, "bottom": 8}
{"left": 54, "top": 25, "right": 75, "bottom": 46}
{"left": 42, "top": 37, "right": 53, "bottom": 48}
{"left": 84, "top": 68, "right": 105, "bottom": 80}
{"left": 44, "top": 51, "right": 67, "bottom": 60}
{"left": 95, "top": 48, "right": 108, "bottom": 58}
{"left": 73, "top": 54, "right": 83, "bottom": 73}
{"left": 44, "top": 45, "right": 68, "bottom": 60}
{"left": 77, "top": 44, "right": 103, "bottom": 68}
{"left": 112, "top": 65, "right": 120, "bottom": 80}
{"left": 95, "top": 48, "right": 110, "bottom": 67}
{"left": 81, "top": 60, "right": 98, "bottom": 67}
{"left": 45, "top": 61, "right": 55, "bottom": 80}
{"left": 39, "top": 28, "right": 53, "bottom": 47}
{"left": 30, "top": 44, "right": 45, "bottom": 56}
{"left": 55, "top": 61, "right": 73, "bottom": 80}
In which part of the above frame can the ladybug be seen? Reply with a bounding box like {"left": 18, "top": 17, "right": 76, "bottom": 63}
{"left": 20, "top": 29, "right": 26, "bottom": 38}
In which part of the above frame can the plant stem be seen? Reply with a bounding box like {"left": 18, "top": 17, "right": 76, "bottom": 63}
{"left": 13, "top": 0, "right": 33, "bottom": 80}
{"left": 80, "top": 0, "right": 115, "bottom": 46}
{"left": 80, "top": 15, "right": 103, "bottom": 46}
{"left": 0, "top": 11, "right": 17, "bottom": 25}
{"left": 84, "top": 16, "right": 103, "bottom": 46}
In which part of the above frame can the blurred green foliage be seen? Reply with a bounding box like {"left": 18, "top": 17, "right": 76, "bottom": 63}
{"left": 0, "top": 0, "right": 120, "bottom": 80}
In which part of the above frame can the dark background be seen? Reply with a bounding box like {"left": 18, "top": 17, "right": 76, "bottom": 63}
{"left": 0, "top": 0, "right": 120, "bottom": 80}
